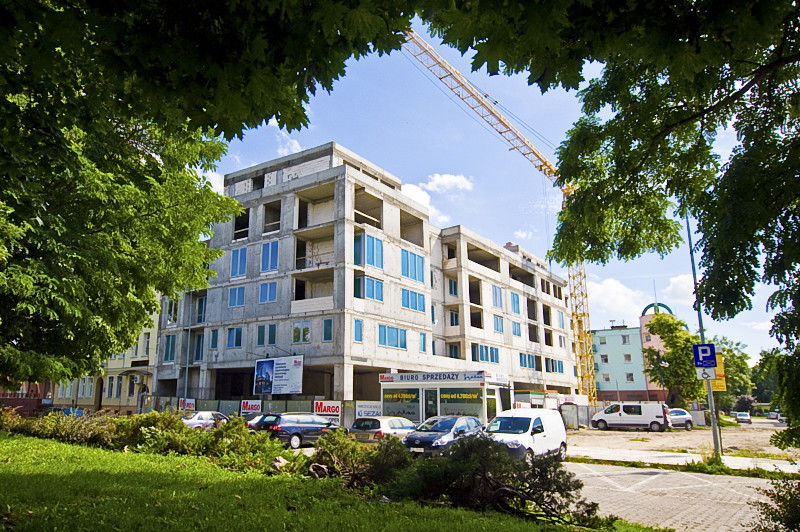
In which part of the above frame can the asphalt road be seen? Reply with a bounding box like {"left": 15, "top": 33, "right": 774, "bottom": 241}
{"left": 566, "top": 461, "right": 772, "bottom": 531}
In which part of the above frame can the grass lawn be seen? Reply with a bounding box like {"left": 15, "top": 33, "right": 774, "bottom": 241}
{"left": 0, "top": 432, "right": 666, "bottom": 531}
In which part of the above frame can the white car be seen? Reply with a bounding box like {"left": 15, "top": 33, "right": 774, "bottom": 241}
{"left": 181, "top": 411, "right": 228, "bottom": 430}
{"left": 669, "top": 408, "right": 694, "bottom": 430}
{"left": 349, "top": 416, "right": 416, "bottom": 444}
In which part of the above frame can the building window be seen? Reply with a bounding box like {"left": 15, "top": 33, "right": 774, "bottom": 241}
{"left": 558, "top": 335, "right": 566, "bottom": 348}
{"left": 420, "top": 332, "right": 427, "bottom": 353}
{"left": 354, "top": 276, "right": 384, "bottom": 301}
{"left": 540, "top": 279, "right": 551, "bottom": 294}
{"left": 626, "top": 372, "right": 635, "bottom": 382}
{"left": 401, "top": 288, "right": 425, "bottom": 312}
{"left": 87, "top": 377, "right": 93, "bottom": 398}
{"left": 542, "top": 304, "right": 552, "bottom": 326}
{"left": 621, "top": 334, "right": 631, "bottom": 345}
{"left": 209, "top": 329, "right": 218, "bottom": 350}
{"left": 193, "top": 333, "right": 204, "bottom": 362}
{"left": 624, "top": 353, "right": 632, "bottom": 363}
{"left": 602, "top": 373, "right": 610, "bottom": 382}
{"left": 545, "top": 358, "right": 563, "bottom": 373}
{"left": 431, "top": 305, "right": 436, "bottom": 324}
{"left": 196, "top": 296, "right": 207, "bottom": 323}
{"left": 354, "top": 233, "right": 383, "bottom": 268}
{"left": 259, "top": 281, "right": 277, "bottom": 303}
{"left": 354, "top": 319, "right": 363, "bottom": 343}
{"left": 228, "top": 286, "right": 245, "bottom": 307}
{"left": 519, "top": 353, "right": 539, "bottom": 369}
{"left": 544, "top": 329, "right": 553, "bottom": 346}
{"left": 510, "top": 293, "right": 520, "bottom": 314}
{"left": 599, "top": 336, "right": 607, "bottom": 345}
{"left": 600, "top": 354, "right": 609, "bottom": 364}
{"left": 493, "top": 315, "right": 504, "bottom": 333}
{"left": 492, "top": 285, "right": 503, "bottom": 308}
{"left": 257, "top": 325, "right": 266, "bottom": 347}
{"left": 449, "top": 311, "right": 459, "bottom": 327}
{"left": 267, "top": 324, "right": 276, "bottom": 345}
{"left": 557, "top": 310, "right": 565, "bottom": 329}
{"left": 78, "top": 378, "right": 86, "bottom": 398}
{"left": 292, "top": 321, "right": 310, "bottom": 344}
{"left": 115, "top": 376, "right": 123, "bottom": 398}
{"left": 378, "top": 324, "right": 407, "bottom": 349}
{"left": 164, "top": 334, "right": 176, "bottom": 362}
{"left": 230, "top": 247, "right": 247, "bottom": 277}
{"left": 261, "top": 240, "right": 279, "bottom": 272}
{"left": 471, "top": 344, "right": 499, "bottom": 363}
{"left": 166, "top": 298, "right": 178, "bottom": 324}
{"left": 448, "top": 343, "right": 459, "bottom": 359}
{"left": 644, "top": 334, "right": 652, "bottom": 342}
{"left": 512, "top": 321, "right": 521, "bottom": 337}
{"left": 144, "top": 332, "right": 151, "bottom": 354}
{"left": 128, "top": 377, "right": 136, "bottom": 397}
{"left": 323, "top": 318, "right": 333, "bottom": 342}
{"left": 448, "top": 279, "right": 458, "bottom": 296}
{"left": 226, "top": 327, "right": 243, "bottom": 348}
{"left": 106, "top": 376, "right": 114, "bottom": 398}
{"left": 401, "top": 249, "right": 424, "bottom": 283}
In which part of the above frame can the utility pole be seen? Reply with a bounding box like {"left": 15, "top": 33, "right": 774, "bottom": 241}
{"left": 686, "top": 217, "right": 722, "bottom": 459}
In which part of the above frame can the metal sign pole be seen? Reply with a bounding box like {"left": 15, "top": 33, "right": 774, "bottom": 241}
{"left": 687, "top": 217, "right": 722, "bottom": 458}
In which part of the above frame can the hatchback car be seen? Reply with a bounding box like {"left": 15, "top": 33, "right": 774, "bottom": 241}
{"left": 181, "top": 411, "right": 228, "bottom": 430}
{"left": 402, "top": 415, "right": 482, "bottom": 456}
{"left": 766, "top": 411, "right": 779, "bottom": 420}
{"left": 669, "top": 408, "right": 694, "bottom": 430}
{"left": 247, "top": 412, "right": 343, "bottom": 449}
{"left": 735, "top": 412, "right": 752, "bottom": 424}
{"left": 349, "top": 416, "right": 417, "bottom": 444}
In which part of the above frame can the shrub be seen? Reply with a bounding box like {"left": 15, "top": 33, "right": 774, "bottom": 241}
{"left": 367, "top": 436, "right": 412, "bottom": 485}
{"left": 750, "top": 478, "right": 800, "bottom": 531}
{"left": 734, "top": 395, "right": 757, "bottom": 413}
{"left": 312, "top": 428, "right": 372, "bottom": 487}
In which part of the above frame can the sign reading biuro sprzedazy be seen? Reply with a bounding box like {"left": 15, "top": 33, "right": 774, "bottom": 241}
{"left": 253, "top": 356, "right": 304, "bottom": 395}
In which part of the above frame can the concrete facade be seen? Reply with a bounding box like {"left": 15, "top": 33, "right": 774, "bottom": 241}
{"left": 154, "top": 143, "right": 578, "bottom": 403}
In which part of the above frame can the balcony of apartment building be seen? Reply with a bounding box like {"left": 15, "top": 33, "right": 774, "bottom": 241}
{"left": 400, "top": 208, "right": 424, "bottom": 248}
{"left": 292, "top": 183, "right": 337, "bottom": 308}
{"left": 441, "top": 242, "right": 458, "bottom": 271}
{"left": 466, "top": 244, "right": 500, "bottom": 278}
{"left": 354, "top": 186, "right": 382, "bottom": 230}
{"left": 508, "top": 262, "right": 536, "bottom": 291}
{"left": 290, "top": 266, "right": 335, "bottom": 314}
{"left": 294, "top": 181, "right": 336, "bottom": 244}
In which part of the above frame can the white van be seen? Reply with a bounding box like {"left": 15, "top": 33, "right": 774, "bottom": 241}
{"left": 485, "top": 408, "right": 567, "bottom": 461}
{"left": 591, "top": 403, "right": 671, "bottom": 432}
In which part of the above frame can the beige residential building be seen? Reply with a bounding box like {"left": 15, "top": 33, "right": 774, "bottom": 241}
{"left": 154, "top": 142, "right": 579, "bottom": 405}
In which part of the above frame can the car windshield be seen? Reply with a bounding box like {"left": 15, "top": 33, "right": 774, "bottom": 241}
{"left": 352, "top": 419, "right": 381, "bottom": 430}
{"left": 181, "top": 413, "right": 196, "bottom": 420}
{"left": 737, "top": 413, "right": 749, "bottom": 418}
{"left": 670, "top": 409, "right": 686, "bottom": 416}
{"left": 486, "top": 416, "right": 531, "bottom": 434}
{"left": 417, "top": 417, "right": 456, "bottom": 432}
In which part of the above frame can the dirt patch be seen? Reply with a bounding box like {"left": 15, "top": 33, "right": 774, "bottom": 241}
{"left": 567, "top": 418, "right": 799, "bottom": 458}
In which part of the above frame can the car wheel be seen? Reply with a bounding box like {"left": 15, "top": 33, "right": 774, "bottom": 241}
{"left": 685, "top": 421, "right": 693, "bottom": 431}
{"left": 649, "top": 421, "right": 662, "bottom": 432}
{"left": 557, "top": 442, "right": 567, "bottom": 461}
{"left": 289, "top": 434, "right": 302, "bottom": 449}
{"left": 597, "top": 420, "right": 608, "bottom": 430}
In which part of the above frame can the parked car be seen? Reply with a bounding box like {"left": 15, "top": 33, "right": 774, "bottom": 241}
{"left": 766, "top": 411, "right": 779, "bottom": 420}
{"left": 669, "top": 408, "right": 694, "bottom": 431}
{"left": 246, "top": 412, "right": 343, "bottom": 449}
{"left": 349, "top": 416, "right": 417, "bottom": 444}
{"left": 777, "top": 413, "right": 787, "bottom": 423}
{"left": 735, "top": 412, "right": 752, "bottom": 424}
{"left": 402, "top": 415, "right": 482, "bottom": 456}
{"left": 485, "top": 408, "right": 567, "bottom": 461}
{"left": 591, "top": 403, "right": 672, "bottom": 432}
{"left": 181, "top": 411, "right": 228, "bottom": 430}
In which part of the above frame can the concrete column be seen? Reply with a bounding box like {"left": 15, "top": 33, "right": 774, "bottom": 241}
{"left": 333, "top": 362, "right": 354, "bottom": 401}
{"left": 198, "top": 366, "right": 214, "bottom": 400}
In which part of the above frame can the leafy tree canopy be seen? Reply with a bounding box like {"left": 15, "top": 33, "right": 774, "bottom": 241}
{"left": 712, "top": 336, "right": 752, "bottom": 400}
{"left": 753, "top": 350, "right": 780, "bottom": 404}
{"left": 643, "top": 313, "right": 706, "bottom": 407}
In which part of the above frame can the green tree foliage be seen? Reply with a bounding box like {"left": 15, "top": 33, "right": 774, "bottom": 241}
{"left": 2, "top": 0, "right": 416, "bottom": 384}
{"left": 711, "top": 336, "right": 752, "bottom": 409}
{"left": 423, "top": 0, "right": 800, "bottom": 447}
{"left": 753, "top": 351, "right": 780, "bottom": 404}
{"left": 643, "top": 314, "right": 705, "bottom": 407}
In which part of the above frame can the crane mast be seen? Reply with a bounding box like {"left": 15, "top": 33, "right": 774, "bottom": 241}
{"left": 403, "top": 30, "right": 596, "bottom": 403}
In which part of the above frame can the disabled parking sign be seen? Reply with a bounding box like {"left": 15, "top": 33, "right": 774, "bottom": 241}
{"left": 693, "top": 344, "right": 717, "bottom": 368}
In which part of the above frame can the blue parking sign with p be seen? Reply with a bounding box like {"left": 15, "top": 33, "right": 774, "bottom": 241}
{"left": 693, "top": 344, "right": 716, "bottom": 368}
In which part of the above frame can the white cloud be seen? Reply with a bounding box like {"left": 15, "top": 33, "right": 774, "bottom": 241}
{"left": 401, "top": 184, "right": 450, "bottom": 225}
{"left": 203, "top": 171, "right": 224, "bottom": 195}
{"left": 587, "top": 278, "right": 649, "bottom": 327}
{"left": 267, "top": 118, "right": 302, "bottom": 157}
{"left": 740, "top": 320, "right": 773, "bottom": 332}
{"left": 418, "top": 173, "right": 473, "bottom": 193}
{"left": 513, "top": 230, "right": 534, "bottom": 240}
{"left": 662, "top": 274, "right": 695, "bottom": 306}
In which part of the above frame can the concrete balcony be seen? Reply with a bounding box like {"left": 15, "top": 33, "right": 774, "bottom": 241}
{"left": 291, "top": 296, "right": 334, "bottom": 314}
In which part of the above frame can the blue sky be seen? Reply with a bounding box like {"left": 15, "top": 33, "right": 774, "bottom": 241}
{"left": 206, "top": 27, "right": 779, "bottom": 363}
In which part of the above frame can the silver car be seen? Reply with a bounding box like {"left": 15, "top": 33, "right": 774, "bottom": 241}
{"left": 669, "top": 408, "right": 694, "bottom": 430}
{"left": 181, "top": 411, "right": 229, "bottom": 430}
{"left": 349, "top": 416, "right": 416, "bottom": 444}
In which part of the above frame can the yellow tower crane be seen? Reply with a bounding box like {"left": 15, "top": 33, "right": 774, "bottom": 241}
{"left": 403, "top": 30, "right": 596, "bottom": 403}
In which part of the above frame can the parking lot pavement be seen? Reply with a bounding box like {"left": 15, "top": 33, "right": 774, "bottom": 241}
{"left": 568, "top": 445, "right": 800, "bottom": 474}
{"left": 566, "top": 462, "right": 772, "bottom": 532}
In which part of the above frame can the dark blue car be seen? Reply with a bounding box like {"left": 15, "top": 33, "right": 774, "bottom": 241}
{"left": 247, "top": 412, "right": 344, "bottom": 449}
{"left": 402, "top": 415, "right": 483, "bottom": 456}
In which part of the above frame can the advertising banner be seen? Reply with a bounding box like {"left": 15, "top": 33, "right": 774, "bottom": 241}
{"left": 253, "top": 356, "right": 304, "bottom": 395}
{"left": 240, "top": 399, "right": 262, "bottom": 414}
{"left": 355, "top": 401, "right": 382, "bottom": 418}
{"left": 439, "top": 388, "right": 483, "bottom": 417}
{"left": 178, "top": 398, "right": 196, "bottom": 411}
{"left": 382, "top": 388, "right": 420, "bottom": 420}
{"left": 314, "top": 400, "right": 342, "bottom": 424}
